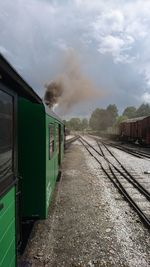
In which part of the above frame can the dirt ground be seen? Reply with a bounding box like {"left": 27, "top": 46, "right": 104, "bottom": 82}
{"left": 20, "top": 142, "right": 150, "bottom": 267}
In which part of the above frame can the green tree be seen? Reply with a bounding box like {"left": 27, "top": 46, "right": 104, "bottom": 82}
{"left": 81, "top": 118, "right": 88, "bottom": 130}
{"left": 89, "top": 108, "right": 101, "bottom": 131}
{"left": 107, "top": 104, "right": 118, "bottom": 117}
{"left": 115, "top": 115, "right": 128, "bottom": 126}
{"left": 64, "top": 120, "right": 71, "bottom": 129}
{"left": 106, "top": 104, "right": 118, "bottom": 127}
{"left": 122, "top": 106, "right": 136, "bottom": 118}
{"left": 136, "top": 103, "right": 150, "bottom": 117}
{"left": 68, "top": 117, "right": 81, "bottom": 131}
{"left": 89, "top": 108, "right": 108, "bottom": 131}
{"left": 90, "top": 105, "right": 118, "bottom": 132}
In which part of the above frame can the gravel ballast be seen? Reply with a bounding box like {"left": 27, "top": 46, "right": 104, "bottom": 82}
{"left": 21, "top": 141, "right": 150, "bottom": 267}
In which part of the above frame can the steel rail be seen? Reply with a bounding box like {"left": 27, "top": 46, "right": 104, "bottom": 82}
{"left": 103, "top": 142, "right": 142, "bottom": 158}
{"left": 91, "top": 135, "right": 150, "bottom": 159}
{"left": 88, "top": 134, "right": 150, "bottom": 158}
{"left": 80, "top": 136, "right": 150, "bottom": 200}
{"left": 99, "top": 141, "right": 150, "bottom": 200}
{"left": 65, "top": 135, "right": 79, "bottom": 149}
{"left": 79, "top": 137, "right": 150, "bottom": 228}
{"left": 104, "top": 142, "right": 150, "bottom": 159}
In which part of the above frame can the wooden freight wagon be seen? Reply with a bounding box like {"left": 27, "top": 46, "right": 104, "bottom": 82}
{"left": 142, "top": 116, "right": 150, "bottom": 145}
{"left": 119, "top": 116, "right": 148, "bottom": 143}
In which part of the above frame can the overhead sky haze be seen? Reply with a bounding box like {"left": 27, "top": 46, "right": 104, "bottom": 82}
{"left": 1, "top": 0, "right": 150, "bottom": 117}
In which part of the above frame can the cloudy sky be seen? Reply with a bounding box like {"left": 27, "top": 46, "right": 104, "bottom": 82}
{"left": 1, "top": 0, "right": 150, "bottom": 117}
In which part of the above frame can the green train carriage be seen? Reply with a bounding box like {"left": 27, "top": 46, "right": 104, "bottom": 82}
{"left": 18, "top": 99, "right": 64, "bottom": 219}
{"left": 0, "top": 54, "right": 64, "bottom": 267}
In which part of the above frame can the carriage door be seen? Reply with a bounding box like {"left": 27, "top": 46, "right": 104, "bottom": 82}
{"left": 0, "top": 86, "right": 17, "bottom": 265}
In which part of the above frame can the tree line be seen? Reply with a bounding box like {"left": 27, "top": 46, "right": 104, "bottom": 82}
{"left": 64, "top": 118, "right": 88, "bottom": 131}
{"left": 64, "top": 103, "right": 150, "bottom": 132}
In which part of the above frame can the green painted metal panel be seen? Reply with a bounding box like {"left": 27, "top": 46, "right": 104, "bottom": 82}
{"left": 60, "top": 124, "right": 64, "bottom": 163}
{"left": 45, "top": 114, "right": 55, "bottom": 217}
{"left": 1, "top": 240, "right": 15, "bottom": 267}
{"left": 9, "top": 256, "right": 16, "bottom": 267}
{"left": 45, "top": 115, "right": 64, "bottom": 217}
{"left": 0, "top": 201, "right": 15, "bottom": 240}
{"left": 18, "top": 98, "right": 46, "bottom": 219}
{"left": 9, "top": 257, "right": 16, "bottom": 267}
{"left": 0, "top": 187, "right": 16, "bottom": 267}
{"left": 18, "top": 99, "right": 64, "bottom": 219}
{"left": 0, "top": 220, "right": 15, "bottom": 262}
{"left": 54, "top": 123, "right": 59, "bottom": 179}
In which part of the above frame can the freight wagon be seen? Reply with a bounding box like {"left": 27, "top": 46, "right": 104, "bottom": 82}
{"left": 0, "top": 54, "right": 64, "bottom": 267}
{"left": 119, "top": 116, "right": 150, "bottom": 145}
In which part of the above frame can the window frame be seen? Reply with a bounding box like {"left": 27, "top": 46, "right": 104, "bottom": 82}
{"left": 48, "top": 123, "right": 54, "bottom": 160}
{"left": 55, "top": 124, "right": 59, "bottom": 153}
{"left": 0, "top": 82, "right": 17, "bottom": 197}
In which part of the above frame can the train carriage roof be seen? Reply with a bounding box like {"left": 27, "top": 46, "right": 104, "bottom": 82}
{"left": 122, "top": 116, "right": 149, "bottom": 123}
{"left": 0, "top": 54, "right": 64, "bottom": 124}
{"left": 44, "top": 103, "right": 64, "bottom": 124}
{"left": 0, "top": 53, "right": 42, "bottom": 103}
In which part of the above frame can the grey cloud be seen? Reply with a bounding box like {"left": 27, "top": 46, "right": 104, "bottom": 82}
{"left": 0, "top": 0, "right": 150, "bottom": 118}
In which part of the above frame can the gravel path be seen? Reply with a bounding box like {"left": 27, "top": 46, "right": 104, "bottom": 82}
{"left": 21, "top": 141, "right": 150, "bottom": 267}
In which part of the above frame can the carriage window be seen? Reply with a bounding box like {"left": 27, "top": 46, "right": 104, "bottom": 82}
{"left": 56, "top": 125, "right": 59, "bottom": 152}
{"left": 0, "top": 89, "right": 13, "bottom": 181}
{"left": 49, "top": 124, "right": 54, "bottom": 159}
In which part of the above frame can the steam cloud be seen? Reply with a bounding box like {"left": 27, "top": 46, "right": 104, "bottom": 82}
{"left": 44, "top": 51, "right": 102, "bottom": 114}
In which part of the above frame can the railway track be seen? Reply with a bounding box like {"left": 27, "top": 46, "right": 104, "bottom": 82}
{"left": 100, "top": 140, "right": 150, "bottom": 160}
{"left": 65, "top": 135, "right": 79, "bottom": 149}
{"left": 79, "top": 136, "right": 150, "bottom": 228}
{"left": 89, "top": 135, "right": 150, "bottom": 159}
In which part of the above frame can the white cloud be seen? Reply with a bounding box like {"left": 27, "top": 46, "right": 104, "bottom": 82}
{"left": 142, "top": 92, "right": 150, "bottom": 103}
{"left": 98, "top": 35, "right": 124, "bottom": 54}
{"left": 96, "top": 34, "right": 135, "bottom": 63}
{"left": 93, "top": 9, "right": 124, "bottom": 35}
{"left": 91, "top": 6, "right": 137, "bottom": 62}
{"left": 126, "top": 21, "right": 148, "bottom": 39}
{"left": 55, "top": 39, "right": 70, "bottom": 51}
{"left": 0, "top": 46, "right": 10, "bottom": 55}
{"left": 0, "top": 0, "right": 148, "bottom": 68}
{"left": 141, "top": 65, "right": 150, "bottom": 87}
{"left": 1, "top": 0, "right": 150, "bottom": 112}
{"left": 74, "top": 0, "right": 106, "bottom": 11}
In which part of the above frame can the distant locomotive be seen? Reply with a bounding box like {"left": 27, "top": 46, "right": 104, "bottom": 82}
{"left": 0, "top": 54, "right": 64, "bottom": 267}
{"left": 119, "top": 116, "right": 150, "bottom": 145}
